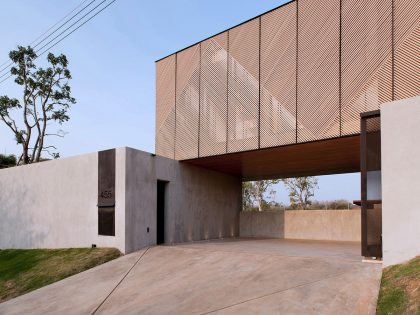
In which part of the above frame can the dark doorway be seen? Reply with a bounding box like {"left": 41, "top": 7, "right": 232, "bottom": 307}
{"left": 157, "top": 180, "right": 167, "bottom": 245}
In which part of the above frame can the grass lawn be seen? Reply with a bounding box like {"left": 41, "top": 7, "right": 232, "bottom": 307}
{"left": 377, "top": 256, "right": 420, "bottom": 315}
{"left": 0, "top": 248, "right": 121, "bottom": 303}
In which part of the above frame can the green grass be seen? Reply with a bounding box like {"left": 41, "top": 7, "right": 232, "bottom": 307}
{"left": 0, "top": 248, "right": 121, "bottom": 303}
{"left": 377, "top": 256, "right": 420, "bottom": 315}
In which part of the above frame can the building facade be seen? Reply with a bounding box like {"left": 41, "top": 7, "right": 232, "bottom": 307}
{"left": 156, "top": 0, "right": 419, "bottom": 160}
{"left": 0, "top": 0, "right": 418, "bottom": 267}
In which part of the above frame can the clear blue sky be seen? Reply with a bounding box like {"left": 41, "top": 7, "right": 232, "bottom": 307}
{"left": 0, "top": 0, "right": 359, "bottom": 203}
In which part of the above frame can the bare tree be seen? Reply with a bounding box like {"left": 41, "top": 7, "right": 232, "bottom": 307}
{"left": 282, "top": 177, "right": 319, "bottom": 210}
{"left": 0, "top": 46, "right": 76, "bottom": 165}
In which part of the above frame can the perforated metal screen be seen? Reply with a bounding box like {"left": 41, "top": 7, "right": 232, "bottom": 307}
{"left": 156, "top": 55, "right": 175, "bottom": 159}
{"left": 394, "top": 0, "right": 420, "bottom": 101}
{"left": 297, "top": 0, "right": 340, "bottom": 143}
{"left": 199, "top": 32, "right": 228, "bottom": 157}
{"left": 155, "top": 0, "right": 420, "bottom": 160}
{"left": 175, "top": 45, "right": 200, "bottom": 160}
{"left": 341, "top": 0, "right": 392, "bottom": 136}
{"left": 227, "top": 19, "right": 259, "bottom": 153}
{"left": 260, "top": 1, "right": 296, "bottom": 148}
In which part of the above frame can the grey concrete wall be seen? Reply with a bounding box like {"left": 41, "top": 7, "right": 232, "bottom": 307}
{"left": 124, "top": 148, "right": 157, "bottom": 253}
{"left": 240, "top": 211, "right": 284, "bottom": 238}
{"left": 123, "top": 148, "right": 242, "bottom": 251}
{"left": 155, "top": 153, "right": 241, "bottom": 244}
{"left": 381, "top": 96, "right": 420, "bottom": 267}
{"left": 0, "top": 147, "right": 241, "bottom": 254}
{"left": 239, "top": 210, "right": 362, "bottom": 242}
{"left": 0, "top": 150, "right": 126, "bottom": 252}
{"left": 284, "top": 210, "right": 361, "bottom": 242}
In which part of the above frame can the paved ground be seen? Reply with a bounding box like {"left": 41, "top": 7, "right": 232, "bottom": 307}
{"left": 0, "top": 239, "right": 382, "bottom": 315}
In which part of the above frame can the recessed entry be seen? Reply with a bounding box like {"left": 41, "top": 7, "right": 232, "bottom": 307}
{"left": 98, "top": 149, "right": 116, "bottom": 236}
{"left": 157, "top": 180, "right": 167, "bottom": 244}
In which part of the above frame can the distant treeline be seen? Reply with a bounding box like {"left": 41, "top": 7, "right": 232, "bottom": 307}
{"left": 0, "top": 154, "right": 17, "bottom": 169}
{"left": 244, "top": 199, "right": 359, "bottom": 212}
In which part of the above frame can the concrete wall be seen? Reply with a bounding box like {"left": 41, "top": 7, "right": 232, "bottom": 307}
{"left": 0, "top": 147, "right": 241, "bottom": 253}
{"left": 285, "top": 210, "right": 361, "bottom": 242}
{"left": 239, "top": 210, "right": 362, "bottom": 242}
{"left": 0, "top": 146, "right": 241, "bottom": 253}
{"left": 123, "top": 148, "right": 241, "bottom": 249}
{"left": 155, "top": 153, "right": 241, "bottom": 244}
{"left": 240, "top": 211, "right": 284, "bottom": 238}
{"left": 0, "top": 149, "right": 126, "bottom": 252}
{"left": 114, "top": 148, "right": 242, "bottom": 250}
{"left": 381, "top": 95, "right": 420, "bottom": 267}
{"left": 124, "top": 148, "right": 156, "bottom": 253}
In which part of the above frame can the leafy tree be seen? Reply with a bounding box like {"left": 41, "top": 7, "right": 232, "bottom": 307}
{"left": 243, "top": 180, "right": 280, "bottom": 211}
{"left": 242, "top": 181, "right": 253, "bottom": 211}
{"left": 282, "top": 177, "right": 319, "bottom": 210}
{"left": 0, "top": 46, "right": 76, "bottom": 165}
{"left": 0, "top": 154, "right": 17, "bottom": 168}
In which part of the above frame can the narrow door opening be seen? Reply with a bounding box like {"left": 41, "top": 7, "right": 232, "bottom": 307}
{"left": 157, "top": 180, "right": 166, "bottom": 245}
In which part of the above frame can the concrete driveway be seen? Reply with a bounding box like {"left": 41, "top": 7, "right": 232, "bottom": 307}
{"left": 0, "top": 239, "right": 382, "bottom": 315}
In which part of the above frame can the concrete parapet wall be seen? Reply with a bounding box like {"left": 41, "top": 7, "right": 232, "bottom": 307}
{"left": 240, "top": 210, "right": 362, "bottom": 242}
{"left": 240, "top": 211, "right": 284, "bottom": 238}
{"left": 284, "top": 210, "right": 361, "bottom": 242}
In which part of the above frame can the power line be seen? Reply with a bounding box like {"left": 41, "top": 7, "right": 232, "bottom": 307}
{"left": 0, "top": 74, "right": 12, "bottom": 86}
{"left": 36, "top": 0, "right": 111, "bottom": 55}
{"left": 38, "top": 0, "right": 117, "bottom": 57}
{"left": 0, "top": 0, "right": 117, "bottom": 86}
{"left": 0, "top": 0, "right": 95, "bottom": 74}
{"left": 31, "top": 0, "right": 94, "bottom": 48}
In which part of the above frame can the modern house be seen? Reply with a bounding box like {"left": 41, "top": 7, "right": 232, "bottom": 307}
{"left": 0, "top": 0, "right": 419, "bottom": 267}
{"left": 155, "top": 0, "right": 420, "bottom": 265}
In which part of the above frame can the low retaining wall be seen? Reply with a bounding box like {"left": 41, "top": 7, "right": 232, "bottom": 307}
{"left": 240, "top": 209, "right": 362, "bottom": 242}
{"left": 240, "top": 211, "right": 284, "bottom": 238}
{"left": 285, "top": 210, "right": 361, "bottom": 242}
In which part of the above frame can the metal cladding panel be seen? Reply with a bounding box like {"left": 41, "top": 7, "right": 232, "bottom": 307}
{"left": 394, "top": 0, "right": 420, "bottom": 46}
{"left": 341, "top": 0, "right": 392, "bottom": 136}
{"left": 175, "top": 45, "right": 200, "bottom": 160}
{"left": 199, "top": 32, "right": 228, "bottom": 157}
{"left": 297, "top": 0, "right": 340, "bottom": 143}
{"left": 155, "top": 0, "right": 419, "bottom": 160}
{"left": 156, "top": 55, "right": 176, "bottom": 159}
{"left": 227, "top": 18, "right": 259, "bottom": 153}
{"left": 260, "top": 2, "right": 297, "bottom": 148}
{"left": 395, "top": 0, "right": 420, "bottom": 100}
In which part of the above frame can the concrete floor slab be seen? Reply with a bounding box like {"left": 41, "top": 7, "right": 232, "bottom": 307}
{"left": 0, "top": 239, "right": 382, "bottom": 315}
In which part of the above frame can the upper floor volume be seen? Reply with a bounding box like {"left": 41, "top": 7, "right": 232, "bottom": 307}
{"left": 155, "top": 0, "right": 420, "bottom": 160}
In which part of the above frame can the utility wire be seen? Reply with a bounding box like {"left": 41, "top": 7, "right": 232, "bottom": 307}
{"left": 32, "top": 0, "right": 96, "bottom": 49}
{"left": 38, "top": 0, "right": 117, "bottom": 57}
{"left": 0, "top": 74, "right": 12, "bottom": 86}
{"left": 0, "top": 0, "right": 95, "bottom": 74}
{"left": 36, "top": 0, "right": 111, "bottom": 55}
{"left": 0, "top": 0, "right": 117, "bottom": 86}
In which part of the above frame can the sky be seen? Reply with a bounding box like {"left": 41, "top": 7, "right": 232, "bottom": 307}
{"left": 0, "top": 0, "right": 360, "bottom": 203}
